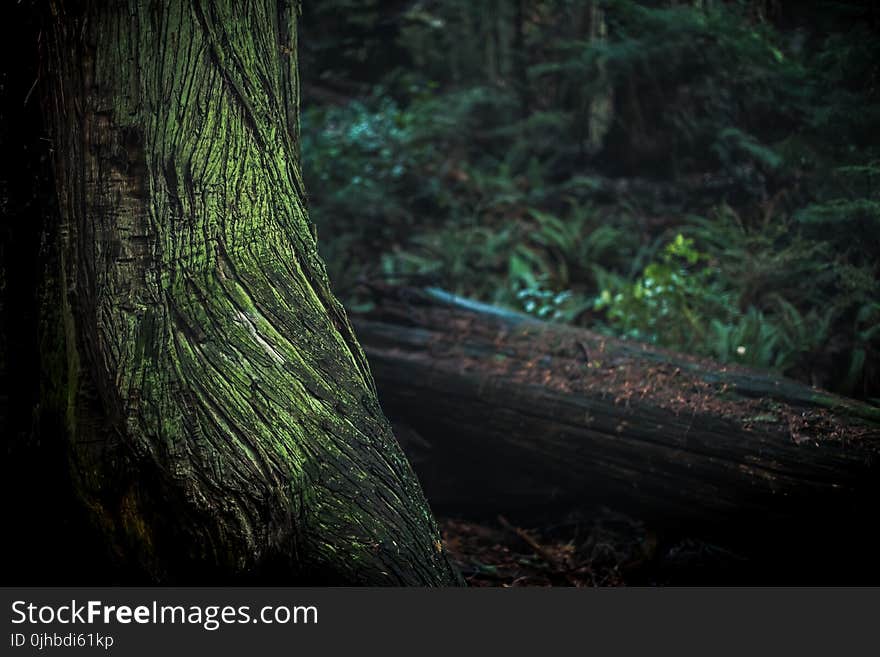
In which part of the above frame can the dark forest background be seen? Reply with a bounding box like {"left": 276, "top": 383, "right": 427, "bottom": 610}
{"left": 296, "top": 0, "right": 880, "bottom": 401}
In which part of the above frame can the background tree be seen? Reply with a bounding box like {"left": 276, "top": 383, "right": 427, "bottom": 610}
{"left": 2, "top": 0, "right": 460, "bottom": 585}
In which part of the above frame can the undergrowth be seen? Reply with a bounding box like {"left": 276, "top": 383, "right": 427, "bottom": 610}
{"left": 300, "top": 0, "right": 880, "bottom": 399}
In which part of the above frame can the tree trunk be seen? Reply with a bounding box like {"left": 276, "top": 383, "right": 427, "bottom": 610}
{"left": 11, "top": 0, "right": 460, "bottom": 585}
{"left": 354, "top": 286, "right": 880, "bottom": 564}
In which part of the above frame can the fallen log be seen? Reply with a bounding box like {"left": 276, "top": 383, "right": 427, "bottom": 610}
{"left": 353, "top": 286, "right": 880, "bottom": 579}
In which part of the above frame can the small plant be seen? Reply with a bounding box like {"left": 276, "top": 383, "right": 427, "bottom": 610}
{"left": 593, "top": 234, "right": 733, "bottom": 348}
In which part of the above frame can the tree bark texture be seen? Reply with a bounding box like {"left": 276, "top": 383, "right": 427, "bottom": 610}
{"left": 37, "top": 0, "right": 459, "bottom": 585}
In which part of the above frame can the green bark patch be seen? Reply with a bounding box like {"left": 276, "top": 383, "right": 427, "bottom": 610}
{"left": 42, "top": 0, "right": 459, "bottom": 585}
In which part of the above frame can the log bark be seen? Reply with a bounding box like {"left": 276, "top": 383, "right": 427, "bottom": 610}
{"left": 354, "top": 286, "right": 880, "bottom": 559}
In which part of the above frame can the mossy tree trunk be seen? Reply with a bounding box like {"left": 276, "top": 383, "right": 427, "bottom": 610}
{"left": 33, "top": 0, "right": 459, "bottom": 585}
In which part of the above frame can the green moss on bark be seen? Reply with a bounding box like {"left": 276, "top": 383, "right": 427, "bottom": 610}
{"left": 43, "top": 0, "right": 460, "bottom": 585}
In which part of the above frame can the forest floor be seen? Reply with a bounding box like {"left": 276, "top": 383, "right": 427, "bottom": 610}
{"left": 439, "top": 511, "right": 750, "bottom": 587}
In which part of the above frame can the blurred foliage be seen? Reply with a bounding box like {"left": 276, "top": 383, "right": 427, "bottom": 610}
{"left": 299, "top": 0, "right": 880, "bottom": 398}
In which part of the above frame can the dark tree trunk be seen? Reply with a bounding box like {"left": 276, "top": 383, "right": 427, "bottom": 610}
{"left": 354, "top": 286, "right": 880, "bottom": 567}
{"left": 2, "top": 1, "right": 460, "bottom": 585}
